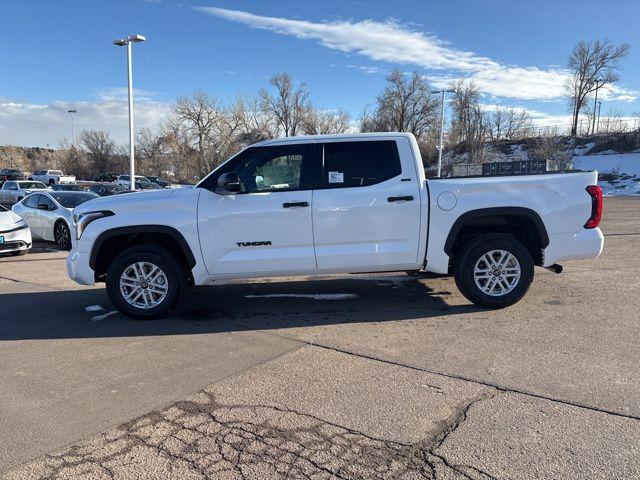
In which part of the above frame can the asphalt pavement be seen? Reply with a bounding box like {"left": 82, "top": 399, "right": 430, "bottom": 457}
{"left": 1, "top": 197, "right": 639, "bottom": 479}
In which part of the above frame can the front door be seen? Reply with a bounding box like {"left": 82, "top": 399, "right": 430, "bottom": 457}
{"left": 197, "top": 143, "right": 318, "bottom": 277}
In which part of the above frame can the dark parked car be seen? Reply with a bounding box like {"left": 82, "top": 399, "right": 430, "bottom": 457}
{"left": 145, "top": 176, "right": 170, "bottom": 188}
{"left": 93, "top": 172, "right": 118, "bottom": 182}
{"left": 135, "top": 180, "right": 162, "bottom": 190}
{"left": 1, "top": 168, "right": 26, "bottom": 183}
{"left": 52, "top": 183, "right": 87, "bottom": 192}
{"left": 89, "top": 183, "right": 128, "bottom": 196}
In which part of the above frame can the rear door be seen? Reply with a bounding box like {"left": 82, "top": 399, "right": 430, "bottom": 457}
{"left": 312, "top": 138, "right": 422, "bottom": 272}
{"left": 197, "top": 143, "right": 318, "bottom": 277}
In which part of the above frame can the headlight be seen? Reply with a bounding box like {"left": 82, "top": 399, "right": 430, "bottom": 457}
{"left": 74, "top": 210, "right": 114, "bottom": 240}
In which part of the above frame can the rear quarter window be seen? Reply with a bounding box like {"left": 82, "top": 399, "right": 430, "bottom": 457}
{"left": 322, "top": 140, "right": 402, "bottom": 188}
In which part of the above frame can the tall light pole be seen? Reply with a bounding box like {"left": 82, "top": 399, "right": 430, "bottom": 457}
{"left": 113, "top": 34, "right": 146, "bottom": 190}
{"left": 67, "top": 109, "right": 77, "bottom": 146}
{"left": 591, "top": 78, "right": 603, "bottom": 135}
{"left": 431, "top": 89, "right": 454, "bottom": 178}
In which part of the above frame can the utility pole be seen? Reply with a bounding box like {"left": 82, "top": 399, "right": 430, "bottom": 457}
{"left": 596, "top": 101, "right": 602, "bottom": 134}
{"left": 591, "top": 79, "right": 603, "bottom": 135}
{"left": 67, "top": 109, "right": 77, "bottom": 146}
{"left": 113, "top": 34, "right": 146, "bottom": 190}
{"left": 431, "top": 89, "right": 454, "bottom": 178}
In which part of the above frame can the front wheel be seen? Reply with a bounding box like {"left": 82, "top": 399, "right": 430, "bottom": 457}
{"left": 454, "top": 235, "right": 534, "bottom": 309}
{"left": 106, "top": 246, "right": 183, "bottom": 319}
{"left": 54, "top": 221, "right": 71, "bottom": 251}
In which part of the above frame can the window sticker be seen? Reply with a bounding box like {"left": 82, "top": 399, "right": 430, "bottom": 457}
{"left": 328, "top": 171, "right": 344, "bottom": 183}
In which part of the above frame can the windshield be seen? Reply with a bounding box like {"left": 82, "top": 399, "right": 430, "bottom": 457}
{"left": 18, "top": 181, "right": 46, "bottom": 189}
{"left": 50, "top": 192, "right": 97, "bottom": 208}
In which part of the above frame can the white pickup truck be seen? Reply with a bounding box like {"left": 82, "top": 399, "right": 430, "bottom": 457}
{"left": 67, "top": 133, "right": 604, "bottom": 319}
{"left": 29, "top": 170, "right": 75, "bottom": 186}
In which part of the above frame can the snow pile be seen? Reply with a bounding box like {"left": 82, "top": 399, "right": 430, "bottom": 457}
{"left": 573, "top": 142, "right": 595, "bottom": 155}
{"left": 571, "top": 153, "right": 640, "bottom": 177}
{"left": 598, "top": 177, "right": 640, "bottom": 196}
{"left": 572, "top": 153, "right": 640, "bottom": 196}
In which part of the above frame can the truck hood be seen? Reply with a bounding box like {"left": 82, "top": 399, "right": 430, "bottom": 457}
{"left": 73, "top": 186, "right": 200, "bottom": 216}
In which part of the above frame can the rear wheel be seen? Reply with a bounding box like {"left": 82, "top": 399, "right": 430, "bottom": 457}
{"left": 106, "top": 246, "right": 183, "bottom": 319}
{"left": 12, "top": 249, "right": 28, "bottom": 256}
{"left": 454, "top": 234, "right": 533, "bottom": 308}
{"left": 54, "top": 221, "right": 71, "bottom": 250}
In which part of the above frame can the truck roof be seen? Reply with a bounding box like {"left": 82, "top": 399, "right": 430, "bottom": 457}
{"left": 253, "top": 132, "right": 415, "bottom": 147}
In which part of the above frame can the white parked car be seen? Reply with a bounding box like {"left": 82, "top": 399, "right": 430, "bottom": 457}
{"left": 68, "top": 133, "right": 604, "bottom": 319}
{"left": 0, "top": 204, "right": 31, "bottom": 256}
{"left": 12, "top": 191, "right": 98, "bottom": 250}
{"left": 116, "top": 175, "right": 149, "bottom": 189}
{"left": 29, "top": 170, "right": 75, "bottom": 186}
{"left": 0, "top": 181, "right": 50, "bottom": 207}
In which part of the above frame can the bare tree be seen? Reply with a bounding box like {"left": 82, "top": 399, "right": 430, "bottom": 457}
{"left": 450, "top": 81, "right": 487, "bottom": 162}
{"left": 79, "top": 130, "right": 118, "bottom": 174}
{"left": 301, "top": 109, "right": 351, "bottom": 135}
{"left": 171, "top": 91, "right": 220, "bottom": 176}
{"left": 488, "top": 107, "right": 533, "bottom": 141}
{"left": 565, "top": 40, "right": 630, "bottom": 136}
{"left": 360, "top": 70, "right": 438, "bottom": 140}
{"left": 233, "top": 97, "right": 278, "bottom": 145}
{"left": 260, "top": 73, "right": 310, "bottom": 137}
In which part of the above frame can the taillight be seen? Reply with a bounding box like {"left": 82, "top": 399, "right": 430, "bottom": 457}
{"left": 584, "top": 185, "right": 602, "bottom": 229}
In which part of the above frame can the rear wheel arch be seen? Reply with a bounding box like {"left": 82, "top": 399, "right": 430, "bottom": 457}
{"left": 444, "top": 207, "right": 549, "bottom": 268}
{"left": 89, "top": 226, "right": 196, "bottom": 284}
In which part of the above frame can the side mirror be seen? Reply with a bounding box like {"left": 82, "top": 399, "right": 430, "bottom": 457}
{"left": 215, "top": 172, "right": 241, "bottom": 194}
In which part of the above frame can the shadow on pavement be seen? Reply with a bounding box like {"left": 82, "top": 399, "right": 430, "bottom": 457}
{"left": 0, "top": 276, "right": 481, "bottom": 341}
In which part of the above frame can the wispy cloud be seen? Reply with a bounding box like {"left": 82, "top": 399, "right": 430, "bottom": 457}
{"left": 194, "top": 6, "right": 637, "bottom": 103}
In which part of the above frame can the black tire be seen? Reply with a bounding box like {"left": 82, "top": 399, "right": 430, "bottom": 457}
{"left": 106, "top": 245, "right": 184, "bottom": 320}
{"left": 453, "top": 234, "right": 534, "bottom": 309}
{"left": 12, "top": 249, "right": 28, "bottom": 256}
{"left": 54, "top": 221, "right": 71, "bottom": 251}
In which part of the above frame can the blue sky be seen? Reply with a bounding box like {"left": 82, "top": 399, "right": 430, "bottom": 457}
{"left": 2, "top": 0, "right": 639, "bottom": 146}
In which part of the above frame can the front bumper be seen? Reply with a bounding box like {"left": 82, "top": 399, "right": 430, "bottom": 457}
{"left": 543, "top": 228, "right": 604, "bottom": 267}
{"left": 67, "top": 250, "right": 95, "bottom": 286}
{"left": 0, "top": 226, "right": 32, "bottom": 254}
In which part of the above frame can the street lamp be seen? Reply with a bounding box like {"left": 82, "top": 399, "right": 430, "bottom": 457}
{"left": 67, "top": 109, "right": 77, "bottom": 146}
{"left": 431, "top": 89, "right": 455, "bottom": 178}
{"left": 113, "top": 34, "right": 146, "bottom": 190}
{"left": 590, "top": 78, "right": 603, "bottom": 135}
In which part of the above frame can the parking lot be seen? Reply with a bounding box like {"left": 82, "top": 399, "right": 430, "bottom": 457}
{"left": 0, "top": 196, "right": 638, "bottom": 479}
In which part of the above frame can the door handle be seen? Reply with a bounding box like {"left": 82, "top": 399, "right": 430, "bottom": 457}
{"left": 387, "top": 195, "right": 414, "bottom": 202}
{"left": 282, "top": 201, "right": 309, "bottom": 208}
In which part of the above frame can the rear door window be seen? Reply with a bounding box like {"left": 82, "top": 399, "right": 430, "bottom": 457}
{"left": 322, "top": 140, "right": 402, "bottom": 188}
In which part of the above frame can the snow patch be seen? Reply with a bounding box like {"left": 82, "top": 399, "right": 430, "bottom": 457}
{"left": 572, "top": 153, "right": 640, "bottom": 177}
{"left": 599, "top": 178, "right": 640, "bottom": 196}
{"left": 84, "top": 305, "right": 104, "bottom": 312}
{"left": 245, "top": 293, "right": 358, "bottom": 301}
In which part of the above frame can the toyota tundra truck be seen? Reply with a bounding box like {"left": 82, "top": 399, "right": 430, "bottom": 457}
{"left": 67, "top": 133, "right": 604, "bottom": 319}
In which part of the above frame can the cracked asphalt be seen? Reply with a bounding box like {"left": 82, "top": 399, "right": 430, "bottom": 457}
{"left": 1, "top": 197, "right": 639, "bottom": 479}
